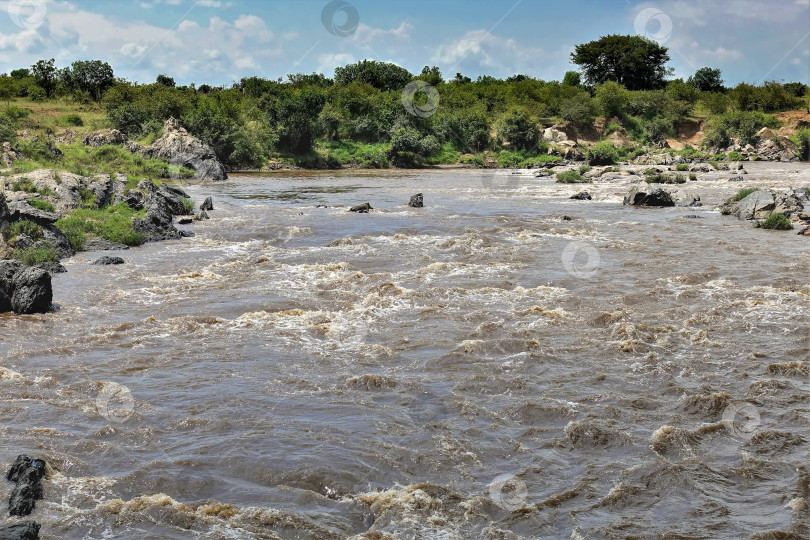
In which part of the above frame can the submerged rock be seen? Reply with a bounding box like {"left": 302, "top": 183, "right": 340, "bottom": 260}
{"left": 570, "top": 191, "right": 592, "bottom": 200}
{"left": 350, "top": 202, "right": 373, "bottom": 213}
{"left": 194, "top": 210, "right": 210, "bottom": 221}
{"left": 6, "top": 455, "right": 47, "bottom": 517}
{"left": 200, "top": 197, "right": 214, "bottom": 211}
{"left": 83, "top": 238, "right": 130, "bottom": 251}
{"left": 408, "top": 193, "right": 423, "bottom": 208}
{"left": 0, "top": 521, "right": 40, "bottom": 540}
{"left": 91, "top": 256, "right": 125, "bottom": 266}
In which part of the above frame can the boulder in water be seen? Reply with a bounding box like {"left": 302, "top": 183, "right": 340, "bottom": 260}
{"left": 6, "top": 455, "right": 47, "bottom": 517}
{"left": 570, "top": 191, "right": 592, "bottom": 200}
{"left": 0, "top": 521, "right": 40, "bottom": 540}
{"left": 623, "top": 186, "right": 675, "bottom": 207}
{"left": 350, "top": 202, "right": 372, "bottom": 213}
{"left": 10, "top": 267, "right": 53, "bottom": 315}
{"left": 91, "top": 256, "right": 125, "bottom": 266}
{"left": 200, "top": 197, "right": 214, "bottom": 211}
{"left": 408, "top": 193, "right": 423, "bottom": 208}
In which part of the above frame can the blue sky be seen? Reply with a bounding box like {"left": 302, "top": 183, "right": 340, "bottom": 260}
{"left": 1, "top": 0, "right": 808, "bottom": 86}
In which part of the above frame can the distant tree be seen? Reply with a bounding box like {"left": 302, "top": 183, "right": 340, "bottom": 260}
{"left": 10, "top": 68, "right": 29, "bottom": 79}
{"left": 418, "top": 66, "right": 443, "bottom": 86}
{"left": 562, "top": 71, "right": 581, "bottom": 87}
{"left": 0, "top": 77, "right": 13, "bottom": 105}
{"left": 497, "top": 109, "right": 539, "bottom": 151}
{"left": 453, "top": 73, "right": 471, "bottom": 84}
{"left": 334, "top": 60, "right": 412, "bottom": 92}
{"left": 286, "top": 72, "right": 334, "bottom": 87}
{"left": 571, "top": 35, "right": 671, "bottom": 90}
{"left": 506, "top": 74, "right": 531, "bottom": 83}
{"left": 595, "top": 81, "right": 630, "bottom": 118}
{"left": 688, "top": 67, "right": 723, "bottom": 92}
{"left": 31, "top": 59, "right": 58, "bottom": 97}
{"left": 62, "top": 60, "right": 115, "bottom": 101}
{"left": 198, "top": 84, "right": 213, "bottom": 94}
{"left": 783, "top": 82, "right": 808, "bottom": 98}
{"left": 266, "top": 90, "right": 327, "bottom": 153}
{"left": 156, "top": 74, "right": 176, "bottom": 87}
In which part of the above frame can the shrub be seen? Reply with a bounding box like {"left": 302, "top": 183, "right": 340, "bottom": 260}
{"left": 595, "top": 81, "right": 630, "bottom": 118}
{"left": 792, "top": 127, "right": 810, "bottom": 160}
{"left": 497, "top": 109, "right": 540, "bottom": 151}
{"left": 79, "top": 186, "right": 97, "bottom": 209}
{"left": 10, "top": 178, "right": 37, "bottom": 193}
{"left": 688, "top": 173, "right": 697, "bottom": 181}
{"left": 28, "top": 198, "right": 55, "bottom": 213}
{"left": 8, "top": 220, "right": 42, "bottom": 240}
{"left": 556, "top": 170, "right": 589, "bottom": 183}
{"left": 181, "top": 198, "right": 195, "bottom": 214}
{"left": 756, "top": 212, "right": 792, "bottom": 230}
{"left": 578, "top": 165, "right": 592, "bottom": 175}
{"left": 64, "top": 114, "right": 83, "bottom": 126}
{"left": 675, "top": 164, "right": 689, "bottom": 171}
{"left": 726, "top": 151, "right": 745, "bottom": 161}
{"left": 586, "top": 142, "right": 617, "bottom": 165}
{"left": 12, "top": 242, "right": 58, "bottom": 266}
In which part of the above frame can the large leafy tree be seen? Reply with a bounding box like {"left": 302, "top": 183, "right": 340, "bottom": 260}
{"left": 266, "top": 90, "right": 327, "bottom": 153}
{"left": 334, "top": 60, "right": 412, "bottom": 92}
{"left": 61, "top": 60, "right": 115, "bottom": 101}
{"left": 688, "top": 67, "right": 723, "bottom": 92}
{"left": 31, "top": 59, "right": 58, "bottom": 97}
{"left": 571, "top": 35, "right": 672, "bottom": 91}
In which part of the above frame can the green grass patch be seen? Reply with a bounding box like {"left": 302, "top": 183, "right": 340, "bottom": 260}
{"left": 11, "top": 242, "right": 59, "bottom": 266}
{"left": 8, "top": 220, "right": 42, "bottom": 241}
{"left": 9, "top": 177, "right": 38, "bottom": 193}
{"left": 54, "top": 203, "right": 145, "bottom": 251}
{"left": 728, "top": 188, "right": 757, "bottom": 202}
{"left": 578, "top": 165, "right": 592, "bottom": 175}
{"left": 675, "top": 164, "right": 689, "bottom": 171}
{"left": 688, "top": 173, "right": 697, "bottom": 181}
{"left": 28, "top": 198, "right": 55, "bottom": 213}
{"left": 556, "top": 170, "right": 589, "bottom": 183}
{"left": 756, "top": 212, "right": 793, "bottom": 230}
{"left": 63, "top": 114, "right": 83, "bottom": 127}
{"left": 459, "top": 155, "right": 486, "bottom": 167}
{"left": 181, "top": 198, "right": 195, "bottom": 214}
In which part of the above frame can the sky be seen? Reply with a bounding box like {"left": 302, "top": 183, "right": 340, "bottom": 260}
{"left": 0, "top": 0, "right": 808, "bottom": 86}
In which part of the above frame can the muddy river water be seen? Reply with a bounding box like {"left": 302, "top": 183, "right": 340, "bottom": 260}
{"left": 1, "top": 164, "right": 808, "bottom": 539}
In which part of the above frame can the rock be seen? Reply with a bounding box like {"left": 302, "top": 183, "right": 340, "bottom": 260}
{"left": 350, "top": 202, "right": 373, "bottom": 213}
{"left": 194, "top": 210, "right": 209, "bottom": 221}
{"left": 728, "top": 176, "right": 745, "bottom": 182}
{"left": 796, "top": 212, "right": 810, "bottom": 222}
{"left": 6, "top": 202, "right": 58, "bottom": 226}
{"left": 11, "top": 267, "right": 53, "bottom": 315}
{"left": 671, "top": 190, "right": 702, "bottom": 207}
{"left": 623, "top": 186, "right": 675, "bottom": 207}
{"left": 773, "top": 193, "right": 804, "bottom": 216}
{"left": 200, "top": 197, "right": 214, "bottom": 211}
{"left": 144, "top": 118, "right": 227, "bottom": 181}
{"left": 41, "top": 225, "right": 74, "bottom": 259}
{"left": 156, "top": 184, "right": 191, "bottom": 216}
{"left": 121, "top": 190, "right": 145, "bottom": 211}
{"left": 91, "top": 256, "right": 125, "bottom": 266}
{"left": 0, "top": 521, "right": 40, "bottom": 540}
{"left": 83, "top": 237, "right": 130, "bottom": 251}
{"left": 12, "top": 234, "right": 34, "bottom": 251}
{"left": 131, "top": 181, "right": 180, "bottom": 242}
{"left": 724, "top": 190, "right": 775, "bottom": 220}
{"left": 6, "top": 455, "right": 47, "bottom": 517}
{"left": 178, "top": 217, "right": 193, "bottom": 225}
{"left": 82, "top": 129, "right": 128, "bottom": 147}
{"left": 543, "top": 127, "right": 572, "bottom": 144}
{"left": 561, "top": 215, "right": 573, "bottom": 221}
{"left": 684, "top": 215, "right": 702, "bottom": 219}
{"left": 408, "top": 193, "right": 423, "bottom": 208}
{"left": 799, "top": 226, "right": 810, "bottom": 236}
{"left": 570, "top": 191, "right": 592, "bottom": 200}
{"left": 179, "top": 230, "right": 195, "bottom": 238}
{"left": 736, "top": 163, "right": 745, "bottom": 170}
{"left": 757, "top": 127, "right": 775, "bottom": 140}
{"left": 36, "top": 262, "right": 66, "bottom": 274}
{"left": 1, "top": 142, "right": 23, "bottom": 167}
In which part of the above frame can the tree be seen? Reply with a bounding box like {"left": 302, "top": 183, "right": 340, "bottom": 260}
{"left": 562, "top": 71, "right": 581, "bottom": 87}
{"left": 688, "top": 67, "right": 723, "bottom": 92}
{"left": 453, "top": 73, "right": 471, "bottom": 84}
{"left": 156, "top": 74, "right": 176, "bottom": 87}
{"left": 31, "top": 59, "right": 58, "bottom": 97}
{"left": 571, "top": 34, "right": 671, "bottom": 91}
{"left": 418, "top": 66, "right": 443, "bottom": 87}
{"left": 62, "top": 60, "right": 115, "bottom": 101}
{"left": 266, "top": 90, "right": 327, "bottom": 153}
{"left": 595, "top": 81, "right": 630, "bottom": 118}
{"left": 334, "top": 60, "right": 412, "bottom": 92}
{"left": 10, "top": 69, "right": 29, "bottom": 79}
{"left": 497, "top": 109, "right": 539, "bottom": 151}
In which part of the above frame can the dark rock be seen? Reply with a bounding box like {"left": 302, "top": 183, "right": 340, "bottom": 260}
{"left": 178, "top": 217, "right": 193, "bottom": 225}
{"left": 179, "top": 230, "right": 195, "bottom": 238}
{"left": 7, "top": 202, "right": 58, "bottom": 226}
{"left": 200, "top": 197, "right": 214, "bottom": 211}
{"left": 728, "top": 176, "right": 745, "bottom": 182}
{"left": 0, "top": 193, "right": 9, "bottom": 223}
{"left": 6, "top": 455, "right": 47, "bottom": 517}
{"left": 722, "top": 190, "right": 775, "bottom": 220}
{"left": 194, "top": 210, "right": 209, "bottom": 221}
{"left": 131, "top": 181, "right": 180, "bottom": 242}
{"left": 623, "top": 186, "right": 675, "bottom": 207}
{"left": 684, "top": 215, "right": 702, "bottom": 219}
{"left": 36, "top": 262, "right": 66, "bottom": 274}
{"left": 122, "top": 191, "right": 145, "bottom": 211}
{"left": 11, "top": 267, "right": 53, "bottom": 314}
{"left": 83, "top": 238, "right": 130, "bottom": 251}
{"left": 408, "top": 193, "right": 423, "bottom": 208}
{"left": 41, "top": 225, "right": 74, "bottom": 259}
{"left": 773, "top": 193, "right": 804, "bottom": 216}
{"left": 0, "top": 521, "right": 40, "bottom": 540}
{"left": 156, "top": 184, "right": 190, "bottom": 216}
{"left": 561, "top": 215, "right": 573, "bottom": 221}
{"left": 91, "top": 256, "right": 125, "bottom": 266}
{"left": 570, "top": 191, "right": 592, "bottom": 200}
{"left": 13, "top": 234, "right": 34, "bottom": 251}
{"left": 0, "top": 288, "right": 10, "bottom": 314}
{"left": 350, "top": 202, "right": 373, "bottom": 213}
{"left": 316, "top": 204, "right": 329, "bottom": 208}
{"left": 799, "top": 226, "right": 810, "bottom": 237}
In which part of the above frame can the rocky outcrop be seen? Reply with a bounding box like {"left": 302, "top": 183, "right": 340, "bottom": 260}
{"left": 131, "top": 181, "right": 182, "bottom": 242}
{"left": 6, "top": 455, "right": 47, "bottom": 517}
{"left": 721, "top": 190, "right": 775, "bottom": 220}
{"left": 623, "top": 186, "right": 675, "bottom": 207}
{"left": 1, "top": 142, "right": 22, "bottom": 168}
{"left": 408, "top": 193, "right": 423, "bottom": 208}
{"left": 82, "top": 129, "right": 128, "bottom": 147}
{"left": 0, "top": 521, "right": 40, "bottom": 540}
{"left": 139, "top": 119, "right": 227, "bottom": 181}
{"left": 0, "top": 258, "right": 53, "bottom": 315}
{"left": 671, "top": 190, "right": 702, "bottom": 207}
{"left": 349, "top": 202, "right": 372, "bottom": 213}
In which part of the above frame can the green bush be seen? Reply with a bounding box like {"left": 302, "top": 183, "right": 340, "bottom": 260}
{"left": 64, "top": 114, "right": 83, "bottom": 126}
{"left": 79, "top": 186, "right": 97, "bottom": 209}
{"left": 792, "top": 127, "right": 810, "bottom": 160}
{"left": 8, "top": 220, "right": 42, "bottom": 240}
{"left": 595, "top": 81, "right": 630, "bottom": 118}
{"left": 703, "top": 111, "right": 778, "bottom": 148}
{"left": 28, "top": 198, "right": 55, "bottom": 213}
{"left": 12, "top": 242, "right": 58, "bottom": 266}
{"left": 728, "top": 188, "right": 757, "bottom": 202}
{"left": 586, "top": 142, "right": 617, "bottom": 165}
{"left": 578, "top": 165, "right": 592, "bottom": 174}
{"left": 675, "top": 164, "right": 688, "bottom": 171}
{"left": 644, "top": 171, "right": 685, "bottom": 184}
{"left": 556, "top": 170, "right": 589, "bottom": 183}
{"left": 756, "top": 212, "right": 792, "bottom": 230}
{"left": 181, "top": 198, "right": 195, "bottom": 214}
{"left": 726, "top": 151, "right": 745, "bottom": 161}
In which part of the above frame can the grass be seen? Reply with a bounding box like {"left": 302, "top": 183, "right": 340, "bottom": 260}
{"left": 688, "top": 173, "right": 697, "bottom": 181}
{"left": 644, "top": 172, "right": 686, "bottom": 184}
{"left": 11, "top": 242, "right": 59, "bottom": 266}
{"left": 9, "top": 177, "right": 38, "bottom": 193}
{"left": 726, "top": 151, "right": 745, "bottom": 161}
{"left": 578, "top": 165, "right": 592, "bottom": 175}
{"left": 181, "top": 198, "right": 195, "bottom": 214}
{"left": 675, "top": 164, "right": 689, "bottom": 171}
{"left": 756, "top": 212, "right": 793, "bottom": 230}
{"left": 728, "top": 188, "right": 757, "bottom": 202}
{"left": 556, "top": 170, "right": 590, "bottom": 183}
{"left": 54, "top": 203, "right": 145, "bottom": 251}
{"left": 8, "top": 220, "right": 42, "bottom": 241}
{"left": 28, "top": 198, "right": 55, "bottom": 213}
{"left": 497, "top": 150, "right": 560, "bottom": 168}
{"left": 316, "top": 140, "right": 391, "bottom": 168}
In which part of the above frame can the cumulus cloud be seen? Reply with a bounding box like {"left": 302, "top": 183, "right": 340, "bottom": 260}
{"left": 432, "top": 30, "right": 545, "bottom": 76}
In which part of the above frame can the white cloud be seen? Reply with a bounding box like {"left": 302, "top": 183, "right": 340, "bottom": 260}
{"left": 0, "top": 28, "right": 42, "bottom": 52}
{"left": 432, "top": 30, "right": 544, "bottom": 75}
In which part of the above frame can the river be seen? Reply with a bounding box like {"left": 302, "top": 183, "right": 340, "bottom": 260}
{"left": 1, "top": 164, "right": 808, "bottom": 539}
